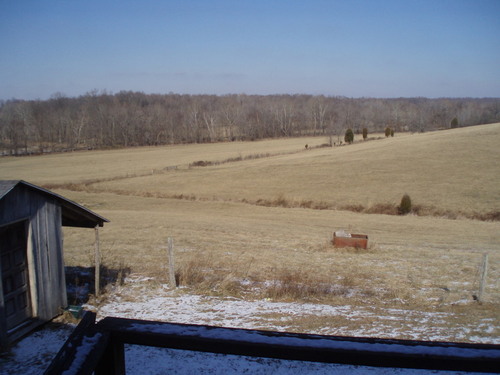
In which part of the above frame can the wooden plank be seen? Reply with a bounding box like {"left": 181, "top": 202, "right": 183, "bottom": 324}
{"left": 167, "top": 237, "right": 177, "bottom": 288}
{"left": 478, "top": 253, "right": 489, "bottom": 302}
{"left": 0, "top": 187, "right": 31, "bottom": 225}
{"left": 44, "top": 311, "right": 110, "bottom": 375}
{"left": 94, "top": 226, "right": 100, "bottom": 298}
{"left": 30, "top": 194, "right": 49, "bottom": 319}
{"left": 44, "top": 311, "right": 96, "bottom": 373}
{"left": 0, "top": 273, "right": 7, "bottom": 349}
{"left": 94, "top": 339, "right": 125, "bottom": 375}
{"left": 97, "top": 318, "right": 500, "bottom": 373}
{"left": 45, "top": 199, "right": 67, "bottom": 316}
{"left": 26, "top": 219, "right": 39, "bottom": 319}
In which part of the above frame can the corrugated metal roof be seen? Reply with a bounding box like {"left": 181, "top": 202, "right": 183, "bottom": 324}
{"left": 0, "top": 180, "right": 109, "bottom": 228}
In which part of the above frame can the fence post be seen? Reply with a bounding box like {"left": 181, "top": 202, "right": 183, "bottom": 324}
{"left": 168, "top": 237, "right": 177, "bottom": 288}
{"left": 478, "top": 253, "right": 489, "bottom": 302}
{"left": 95, "top": 225, "right": 101, "bottom": 298}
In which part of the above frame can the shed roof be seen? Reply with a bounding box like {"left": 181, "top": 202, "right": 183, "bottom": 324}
{"left": 0, "top": 180, "right": 109, "bottom": 228}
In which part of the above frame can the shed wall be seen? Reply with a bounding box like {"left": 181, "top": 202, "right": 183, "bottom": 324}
{"left": 0, "top": 185, "right": 67, "bottom": 343}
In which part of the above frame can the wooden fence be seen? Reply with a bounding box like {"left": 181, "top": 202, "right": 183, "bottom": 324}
{"left": 44, "top": 311, "right": 500, "bottom": 374}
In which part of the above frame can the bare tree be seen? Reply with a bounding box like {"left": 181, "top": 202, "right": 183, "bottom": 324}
{"left": 1, "top": 93, "right": 499, "bottom": 153}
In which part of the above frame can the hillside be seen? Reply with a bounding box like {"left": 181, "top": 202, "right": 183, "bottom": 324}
{"left": 2, "top": 124, "right": 499, "bottom": 219}
{"left": 88, "top": 123, "right": 500, "bottom": 218}
{"left": 0, "top": 123, "right": 498, "bottom": 343}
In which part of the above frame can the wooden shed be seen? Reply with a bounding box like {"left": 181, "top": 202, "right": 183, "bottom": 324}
{"left": 0, "top": 180, "right": 108, "bottom": 347}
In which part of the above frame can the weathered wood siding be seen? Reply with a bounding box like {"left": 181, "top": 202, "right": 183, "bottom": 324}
{"left": 30, "top": 196, "right": 67, "bottom": 319}
{"left": 0, "top": 184, "right": 67, "bottom": 343}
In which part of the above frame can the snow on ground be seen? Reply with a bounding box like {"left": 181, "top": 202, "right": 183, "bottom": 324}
{"left": 0, "top": 323, "right": 75, "bottom": 375}
{"left": 123, "top": 345, "right": 496, "bottom": 375}
{"left": 91, "top": 277, "right": 499, "bottom": 343}
{"left": 1, "top": 276, "right": 498, "bottom": 374}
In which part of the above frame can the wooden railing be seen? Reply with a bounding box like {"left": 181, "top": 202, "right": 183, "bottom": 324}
{"left": 45, "top": 311, "right": 500, "bottom": 374}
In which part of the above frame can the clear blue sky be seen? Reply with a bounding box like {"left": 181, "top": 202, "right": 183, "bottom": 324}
{"left": 1, "top": 0, "right": 499, "bottom": 100}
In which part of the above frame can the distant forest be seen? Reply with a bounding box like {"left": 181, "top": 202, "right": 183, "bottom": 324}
{"left": 1, "top": 91, "right": 499, "bottom": 155}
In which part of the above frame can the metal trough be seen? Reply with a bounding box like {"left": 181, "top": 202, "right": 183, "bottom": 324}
{"left": 333, "top": 232, "right": 368, "bottom": 249}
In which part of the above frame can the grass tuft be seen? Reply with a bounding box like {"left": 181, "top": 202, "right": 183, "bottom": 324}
{"left": 263, "top": 269, "right": 338, "bottom": 301}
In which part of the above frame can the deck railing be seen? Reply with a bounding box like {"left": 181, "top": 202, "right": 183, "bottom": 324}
{"left": 44, "top": 311, "right": 500, "bottom": 374}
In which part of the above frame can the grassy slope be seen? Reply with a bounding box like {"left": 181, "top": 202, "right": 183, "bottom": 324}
{"left": 2, "top": 124, "right": 498, "bottom": 215}
{"left": 0, "top": 136, "right": 324, "bottom": 185}
{"left": 0, "top": 124, "right": 498, "bottom": 337}
{"left": 91, "top": 123, "right": 500, "bottom": 215}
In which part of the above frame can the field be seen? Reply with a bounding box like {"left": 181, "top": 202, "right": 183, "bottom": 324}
{"left": 0, "top": 124, "right": 499, "bottom": 343}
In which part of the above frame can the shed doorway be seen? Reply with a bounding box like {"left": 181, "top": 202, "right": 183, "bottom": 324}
{"left": 0, "top": 221, "right": 32, "bottom": 331}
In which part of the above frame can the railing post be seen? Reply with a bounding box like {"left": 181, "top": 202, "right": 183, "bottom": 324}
{"left": 95, "top": 225, "right": 101, "bottom": 297}
{"left": 95, "top": 339, "right": 125, "bottom": 375}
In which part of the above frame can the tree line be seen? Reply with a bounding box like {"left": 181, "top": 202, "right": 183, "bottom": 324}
{"left": 1, "top": 91, "right": 499, "bottom": 155}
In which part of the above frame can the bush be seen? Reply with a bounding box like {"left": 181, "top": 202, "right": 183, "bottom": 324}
{"left": 190, "top": 160, "right": 212, "bottom": 167}
{"left": 450, "top": 117, "right": 459, "bottom": 128}
{"left": 344, "top": 128, "right": 354, "bottom": 144}
{"left": 398, "top": 194, "right": 412, "bottom": 215}
{"left": 362, "top": 127, "right": 368, "bottom": 140}
{"left": 385, "top": 127, "right": 391, "bottom": 137}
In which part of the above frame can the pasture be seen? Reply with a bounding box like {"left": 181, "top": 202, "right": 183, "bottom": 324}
{"left": 0, "top": 124, "right": 499, "bottom": 341}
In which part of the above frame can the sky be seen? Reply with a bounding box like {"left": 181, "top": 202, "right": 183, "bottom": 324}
{"left": 1, "top": 0, "right": 499, "bottom": 100}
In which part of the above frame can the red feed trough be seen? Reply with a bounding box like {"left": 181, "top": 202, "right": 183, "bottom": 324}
{"left": 333, "top": 232, "right": 368, "bottom": 249}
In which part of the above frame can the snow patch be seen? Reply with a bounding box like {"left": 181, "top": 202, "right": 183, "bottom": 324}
{"left": 2, "top": 279, "right": 498, "bottom": 374}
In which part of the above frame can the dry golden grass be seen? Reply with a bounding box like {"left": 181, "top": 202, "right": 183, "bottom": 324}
{"left": 59, "top": 190, "right": 499, "bottom": 305}
{"left": 0, "top": 124, "right": 499, "bottom": 336}
{"left": 0, "top": 136, "right": 323, "bottom": 185}
{"left": 82, "top": 123, "right": 500, "bottom": 218}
